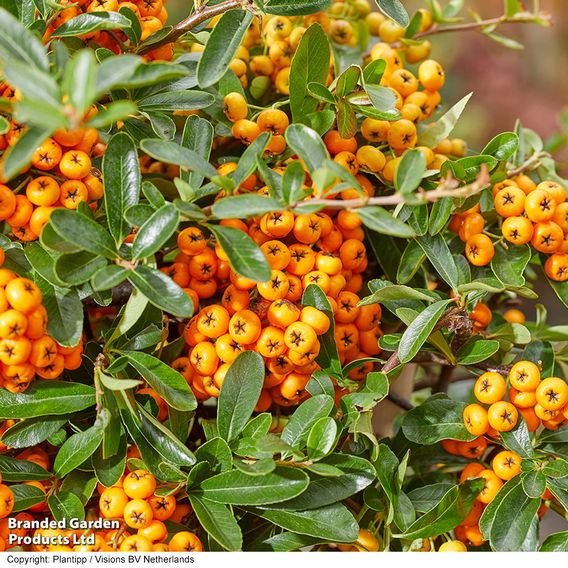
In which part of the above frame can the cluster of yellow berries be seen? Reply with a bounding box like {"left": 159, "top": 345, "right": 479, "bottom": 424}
{"left": 451, "top": 177, "right": 568, "bottom": 281}
{"left": 0, "top": 256, "right": 83, "bottom": 393}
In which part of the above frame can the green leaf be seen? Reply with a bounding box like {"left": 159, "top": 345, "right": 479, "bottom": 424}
{"left": 402, "top": 394, "right": 476, "bottom": 444}
{"left": 341, "top": 372, "right": 389, "bottom": 414}
{"left": 522, "top": 471, "right": 546, "bottom": 498}
{"left": 501, "top": 416, "right": 536, "bottom": 458}
{"left": 189, "top": 494, "right": 242, "bottom": 551}
{"left": 2, "top": 126, "right": 51, "bottom": 182}
{"left": 307, "top": 82, "right": 336, "bottom": 105}
{"left": 302, "top": 284, "right": 341, "bottom": 377}
{"left": 138, "top": 90, "right": 215, "bottom": 112}
{"left": 0, "top": 381, "right": 95, "bottom": 419}
{"left": 180, "top": 115, "right": 214, "bottom": 191}
{"left": 199, "top": 467, "right": 309, "bottom": 505}
{"left": 88, "top": 101, "right": 138, "bottom": 129}
{"left": 482, "top": 132, "right": 519, "bottom": 161}
{"left": 281, "top": 395, "right": 334, "bottom": 450}
{"left": 0, "top": 456, "right": 50, "bottom": 482}
{"left": 197, "top": 10, "right": 252, "bottom": 88}
{"left": 541, "top": 531, "right": 568, "bottom": 552}
{"left": 128, "top": 264, "right": 194, "bottom": 318}
{"left": 491, "top": 243, "right": 531, "bottom": 287}
{"left": 365, "top": 84, "right": 399, "bottom": 114}
{"left": 374, "top": 0, "right": 410, "bottom": 27}
{"left": 63, "top": 49, "right": 96, "bottom": 116}
{"left": 457, "top": 338, "right": 500, "bottom": 365}
{"left": 241, "top": 414, "right": 272, "bottom": 440}
{"left": 358, "top": 207, "right": 416, "bottom": 238}
{"left": 479, "top": 476, "right": 540, "bottom": 551}
{"left": 48, "top": 491, "right": 85, "bottom": 523}
{"left": 253, "top": 503, "right": 358, "bottom": 543}
{"left": 542, "top": 459, "right": 568, "bottom": 478}
{"left": 275, "top": 454, "right": 376, "bottom": 511}
{"left": 2, "top": 416, "right": 67, "bottom": 448}
{"left": 416, "top": 234, "right": 459, "bottom": 290}
{"left": 60, "top": 471, "right": 98, "bottom": 506}
{"left": 211, "top": 194, "right": 284, "bottom": 219}
{"left": 408, "top": 483, "right": 456, "bottom": 513}
{"left": 102, "top": 132, "right": 140, "bottom": 245}
{"left": 0, "top": 7, "right": 48, "bottom": 70}
{"left": 358, "top": 283, "right": 434, "bottom": 306}
{"left": 217, "top": 351, "right": 265, "bottom": 442}
{"left": 282, "top": 161, "right": 307, "bottom": 205}
{"left": 131, "top": 204, "right": 179, "bottom": 260}
{"left": 91, "top": 265, "right": 128, "bottom": 292}
{"left": 417, "top": 93, "right": 472, "bottom": 148}
{"left": 49, "top": 209, "right": 117, "bottom": 258}
{"left": 53, "top": 409, "right": 109, "bottom": 477}
{"left": 208, "top": 224, "right": 271, "bottom": 283}
{"left": 395, "top": 479, "right": 484, "bottom": 539}
{"left": 285, "top": 124, "right": 329, "bottom": 174}
{"left": 35, "top": 276, "right": 83, "bottom": 348}
{"left": 263, "top": 0, "right": 332, "bottom": 15}
{"left": 397, "top": 240, "right": 426, "bottom": 283}
{"left": 336, "top": 98, "right": 357, "bottom": 139}
{"left": 52, "top": 11, "right": 132, "bottom": 37}
{"left": 195, "top": 438, "right": 233, "bottom": 473}
{"left": 255, "top": 532, "right": 328, "bottom": 552}
{"left": 307, "top": 417, "right": 337, "bottom": 461}
{"left": 123, "top": 351, "right": 197, "bottom": 412}
{"left": 140, "top": 138, "right": 219, "bottom": 180}
{"left": 428, "top": 198, "right": 453, "bottom": 235}
{"left": 395, "top": 149, "right": 426, "bottom": 194}
{"left": 398, "top": 299, "right": 452, "bottom": 363}
{"left": 95, "top": 54, "right": 141, "bottom": 95}
{"left": 11, "top": 483, "right": 46, "bottom": 512}
{"left": 55, "top": 252, "right": 107, "bottom": 286}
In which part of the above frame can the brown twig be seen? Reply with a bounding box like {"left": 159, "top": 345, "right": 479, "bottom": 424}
{"left": 387, "top": 392, "right": 414, "bottom": 411}
{"left": 137, "top": 0, "right": 251, "bottom": 55}
{"left": 301, "top": 166, "right": 491, "bottom": 211}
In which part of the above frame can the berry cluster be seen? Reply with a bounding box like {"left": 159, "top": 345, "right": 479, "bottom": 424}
{"left": 0, "top": 258, "right": 83, "bottom": 393}
{"left": 44, "top": 0, "right": 173, "bottom": 61}
{"left": 165, "top": 211, "right": 382, "bottom": 408}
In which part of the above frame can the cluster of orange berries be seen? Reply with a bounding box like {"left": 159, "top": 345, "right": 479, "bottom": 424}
{"left": 0, "top": 462, "right": 200, "bottom": 552}
{"left": 464, "top": 361, "right": 568, "bottom": 435}
{"left": 451, "top": 177, "right": 568, "bottom": 281}
{"left": 43, "top": 0, "right": 172, "bottom": 61}
{"left": 0, "top": 257, "right": 83, "bottom": 393}
{"left": 0, "top": 98, "right": 105, "bottom": 242}
{"left": 164, "top": 208, "right": 382, "bottom": 408}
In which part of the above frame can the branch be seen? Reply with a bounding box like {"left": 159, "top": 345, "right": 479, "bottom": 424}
{"left": 299, "top": 165, "right": 491, "bottom": 211}
{"left": 506, "top": 151, "right": 549, "bottom": 177}
{"left": 387, "top": 392, "right": 414, "bottom": 411}
{"left": 403, "top": 11, "right": 552, "bottom": 43}
{"left": 137, "top": 0, "right": 249, "bottom": 55}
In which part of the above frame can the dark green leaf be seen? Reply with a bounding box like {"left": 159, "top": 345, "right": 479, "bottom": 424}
{"left": 52, "top": 11, "right": 132, "bottom": 37}
{"left": 402, "top": 395, "right": 476, "bottom": 444}
{"left": 285, "top": 124, "right": 329, "bottom": 173}
{"left": 11, "top": 484, "right": 45, "bottom": 512}
{"left": 263, "top": 0, "right": 332, "bottom": 15}
{"left": 200, "top": 467, "right": 309, "bottom": 505}
{"left": 395, "top": 149, "right": 426, "bottom": 194}
{"left": 0, "top": 381, "right": 95, "bottom": 419}
{"left": 48, "top": 492, "right": 84, "bottom": 523}
{"left": 188, "top": 494, "right": 242, "bottom": 551}
{"left": 521, "top": 471, "right": 546, "bottom": 498}
{"left": 123, "top": 351, "right": 197, "bottom": 412}
{"left": 2, "top": 416, "right": 66, "bottom": 448}
{"left": 55, "top": 252, "right": 107, "bottom": 286}
{"left": 197, "top": 10, "right": 252, "bottom": 88}
{"left": 128, "top": 264, "right": 194, "bottom": 317}
{"left": 217, "top": 351, "right": 265, "bottom": 442}
{"left": 457, "top": 338, "right": 500, "bottom": 365}
{"left": 138, "top": 90, "right": 215, "bottom": 112}
{"left": 307, "top": 417, "right": 337, "bottom": 462}
{"left": 416, "top": 234, "right": 459, "bottom": 290}
{"left": 180, "top": 115, "right": 214, "bottom": 191}
{"left": 131, "top": 204, "right": 179, "bottom": 260}
{"left": 0, "top": 456, "right": 50, "bottom": 482}
{"left": 281, "top": 395, "right": 334, "bottom": 450}
{"left": 482, "top": 132, "right": 519, "bottom": 161}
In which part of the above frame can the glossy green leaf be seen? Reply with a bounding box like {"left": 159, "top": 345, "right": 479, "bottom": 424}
{"left": 138, "top": 90, "right": 215, "bottom": 112}
{"left": 402, "top": 395, "right": 476, "bottom": 444}
{"left": 0, "top": 456, "right": 50, "bottom": 482}
{"left": 479, "top": 476, "right": 540, "bottom": 551}
{"left": 395, "top": 479, "right": 484, "bottom": 539}
{"left": 457, "top": 337, "right": 500, "bottom": 365}
{"left": 131, "top": 204, "right": 179, "bottom": 260}
{"left": 398, "top": 299, "right": 452, "bottom": 363}
{"left": 2, "top": 416, "right": 67, "bottom": 448}
{"left": 416, "top": 234, "right": 459, "bottom": 290}
{"left": 180, "top": 115, "right": 214, "bottom": 191}
{"left": 128, "top": 264, "right": 194, "bottom": 318}
{"left": 0, "top": 381, "right": 95, "bottom": 419}
{"left": 307, "top": 417, "right": 337, "bottom": 461}
{"left": 395, "top": 149, "right": 426, "bottom": 194}
{"left": 189, "top": 494, "right": 242, "bottom": 551}
{"left": 198, "top": 10, "right": 252, "bottom": 88}
{"left": 285, "top": 124, "right": 329, "bottom": 173}
{"left": 281, "top": 395, "right": 334, "bottom": 450}
{"left": 53, "top": 409, "right": 109, "bottom": 477}
{"left": 374, "top": 0, "right": 409, "bottom": 27}
{"left": 11, "top": 484, "right": 46, "bottom": 512}
{"left": 200, "top": 467, "right": 309, "bottom": 505}
{"left": 123, "top": 351, "right": 197, "bottom": 412}
{"left": 48, "top": 492, "right": 85, "bottom": 523}
{"left": 482, "top": 132, "right": 519, "bottom": 161}
{"left": 52, "top": 11, "right": 132, "bottom": 37}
